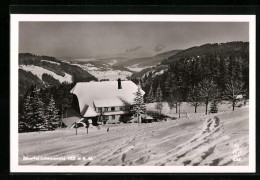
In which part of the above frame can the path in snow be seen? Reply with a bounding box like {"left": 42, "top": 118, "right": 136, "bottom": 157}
{"left": 19, "top": 107, "right": 249, "bottom": 166}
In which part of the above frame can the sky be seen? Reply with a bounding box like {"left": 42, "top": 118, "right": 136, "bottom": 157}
{"left": 19, "top": 21, "right": 249, "bottom": 59}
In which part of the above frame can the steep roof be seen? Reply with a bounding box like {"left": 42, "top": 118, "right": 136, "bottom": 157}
{"left": 83, "top": 106, "right": 98, "bottom": 117}
{"left": 94, "top": 97, "right": 130, "bottom": 107}
{"left": 70, "top": 81, "right": 144, "bottom": 117}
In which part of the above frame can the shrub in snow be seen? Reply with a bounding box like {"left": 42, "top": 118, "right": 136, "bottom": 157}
{"left": 210, "top": 100, "right": 218, "bottom": 114}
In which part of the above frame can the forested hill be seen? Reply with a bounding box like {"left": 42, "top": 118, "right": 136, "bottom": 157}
{"left": 141, "top": 41, "right": 249, "bottom": 104}
{"left": 116, "top": 49, "right": 182, "bottom": 67}
{"left": 19, "top": 53, "right": 97, "bottom": 98}
{"left": 161, "top": 42, "right": 249, "bottom": 65}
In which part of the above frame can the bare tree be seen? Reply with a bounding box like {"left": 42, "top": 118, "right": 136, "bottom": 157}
{"left": 175, "top": 91, "right": 183, "bottom": 119}
{"left": 187, "top": 86, "right": 202, "bottom": 113}
{"left": 198, "top": 78, "right": 219, "bottom": 115}
{"left": 155, "top": 102, "right": 163, "bottom": 117}
{"left": 155, "top": 84, "right": 163, "bottom": 118}
{"left": 167, "top": 94, "right": 177, "bottom": 114}
{"left": 168, "top": 87, "right": 182, "bottom": 119}
{"left": 223, "top": 79, "right": 245, "bottom": 111}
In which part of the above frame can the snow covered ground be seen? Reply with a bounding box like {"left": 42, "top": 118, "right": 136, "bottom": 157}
{"left": 71, "top": 63, "right": 100, "bottom": 71}
{"left": 70, "top": 62, "right": 133, "bottom": 81}
{"left": 19, "top": 65, "right": 72, "bottom": 83}
{"left": 127, "top": 64, "right": 152, "bottom": 72}
{"left": 146, "top": 101, "right": 247, "bottom": 118}
{"left": 91, "top": 70, "right": 132, "bottom": 81}
{"left": 41, "top": 60, "right": 60, "bottom": 65}
{"left": 19, "top": 106, "right": 249, "bottom": 166}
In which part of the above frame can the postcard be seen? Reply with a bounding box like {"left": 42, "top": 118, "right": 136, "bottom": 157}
{"left": 10, "top": 14, "right": 256, "bottom": 173}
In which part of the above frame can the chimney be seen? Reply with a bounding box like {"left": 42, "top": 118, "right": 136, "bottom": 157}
{"left": 117, "top": 78, "right": 122, "bottom": 89}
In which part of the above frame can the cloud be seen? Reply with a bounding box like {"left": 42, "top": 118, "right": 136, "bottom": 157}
{"left": 126, "top": 46, "right": 142, "bottom": 53}
{"left": 154, "top": 44, "right": 166, "bottom": 52}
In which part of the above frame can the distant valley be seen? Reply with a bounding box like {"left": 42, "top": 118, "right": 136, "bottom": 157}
{"left": 19, "top": 49, "right": 182, "bottom": 98}
{"left": 19, "top": 41, "right": 249, "bottom": 101}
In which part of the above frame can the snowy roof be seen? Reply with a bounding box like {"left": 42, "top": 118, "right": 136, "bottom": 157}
{"left": 70, "top": 81, "right": 144, "bottom": 117}
{"left": 94, "top": 97, "right": 130, "bottom": 107}
{"left": 62, "top": 117, "right": 83, "bottom": 127}
{"left": 83, "top": 106, "right": 98, "bottom": 117}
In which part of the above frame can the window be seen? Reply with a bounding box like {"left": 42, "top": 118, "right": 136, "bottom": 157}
{"left": 111, "top": 115, "right": 115, "bottom": 120}
{"left": 120, "top": 107, "right": 124, "bottom": 111}
{"left": 111, "top": 107, "right": 115, "bottom": 111}
{"left": 98, "top": 108, "right": 102, "bottom": 112}
{"left": 104, "top": 107, "right": 108, "bottom": 112}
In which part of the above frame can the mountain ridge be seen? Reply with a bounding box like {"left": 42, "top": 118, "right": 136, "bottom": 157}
{"left": 114, "top": 49, "right": 182, "bottom": 67}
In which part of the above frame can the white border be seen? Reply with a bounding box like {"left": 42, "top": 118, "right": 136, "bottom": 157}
{"left": 10, "top": 15, "right": 256, "bottom": 173}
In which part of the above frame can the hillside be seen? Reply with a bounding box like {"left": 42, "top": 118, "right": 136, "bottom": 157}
{"left": 19, "top": 53, "right": 97, "bottom": 98}
{"left": 140, "top": 41, "right": 249, "bottom": 104}
{"left": 131, "top": 65, "right": 167, "bottom": 79}
{"left": 116, "top": 49, "right": 181, "bottom": 67}
{"left": 161, "top": 42, "right": 249, "bottom": 65}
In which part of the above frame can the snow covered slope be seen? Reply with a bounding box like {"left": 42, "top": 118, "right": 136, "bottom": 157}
{"left": 19, "top": 65, "right": 72, "bottom": 83}
{"left": 19, "top": 106, "right": 249, "bottom": 166}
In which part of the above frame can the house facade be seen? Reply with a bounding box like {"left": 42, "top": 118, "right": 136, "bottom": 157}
{"left": 70, "top": 79, "right": 145, "bottom": 124}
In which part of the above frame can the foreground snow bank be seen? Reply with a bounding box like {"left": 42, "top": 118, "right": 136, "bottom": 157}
{"left": 19, "top": 107, "right": 249, "bottom": 166}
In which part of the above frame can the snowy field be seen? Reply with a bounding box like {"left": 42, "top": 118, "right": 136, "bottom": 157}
{"left": 19, "top": 65, "right": 72, "bottom": 83}
{"left": 126, "top": 64, "right": 152, "bottom": 72}
{"left": 70, "top": 62, "right": 133, "bottom": 81}
{"left": 19, "top": 106, "right": 249, "bottom": 166}
{"left": 91, "top": 70, "right": 132, "bottom": 81}
{"left": 41, "top": 60, "right": 60, "bottom": 65}
{"left": 146, "top": 101, "right": 246, "bottom": 119}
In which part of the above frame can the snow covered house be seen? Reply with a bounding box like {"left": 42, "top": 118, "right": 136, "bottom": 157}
{"left": 70, "top": 79, "right": 145, "bottom": 124}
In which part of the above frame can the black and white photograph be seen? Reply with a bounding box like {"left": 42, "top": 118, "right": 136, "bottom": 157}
{"left": 10, "top": 15, "right": 256, "bottom": 173}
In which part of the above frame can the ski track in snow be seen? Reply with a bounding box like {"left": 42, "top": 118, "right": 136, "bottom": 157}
{"left": 19, "top": 107, "right": 249, "bottom": 166}
{"left": 19, "top": 65, "right": 72, "bottom": 83}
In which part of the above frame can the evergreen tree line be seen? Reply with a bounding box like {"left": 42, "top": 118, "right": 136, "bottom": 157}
{"left": 19, "top": 83, "right": 73, "bottom": 132}
{"left": 142, "top": 52, "right": 248, "bottom": 115}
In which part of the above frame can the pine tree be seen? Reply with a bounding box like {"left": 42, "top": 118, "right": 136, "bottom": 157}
{"left": 147, "top": 83, "right": 155, "bottom": 103}
{"left": 155, "top": 84, "right": 163, "bottom": 102}
{"left": 132, "top": 84, "right": 146, "bottom": 123}
{"left": 45, "top": 95, "right": 60, "bottom": 130}
{"left": 19, "top": 93, "right": 33, "bottom": 132}
{"left": 30, "top": 87, "right": 45, "bottom": 131}
{"left": 210, "top": 100, "right": 218, "bottom": 114}
{"left": 20, "top": 86, "right": 46, "bottom": 132}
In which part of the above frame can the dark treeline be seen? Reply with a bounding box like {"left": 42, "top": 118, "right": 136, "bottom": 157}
{"left": 141, "top": 42, "right": 249, "bottom": 114}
